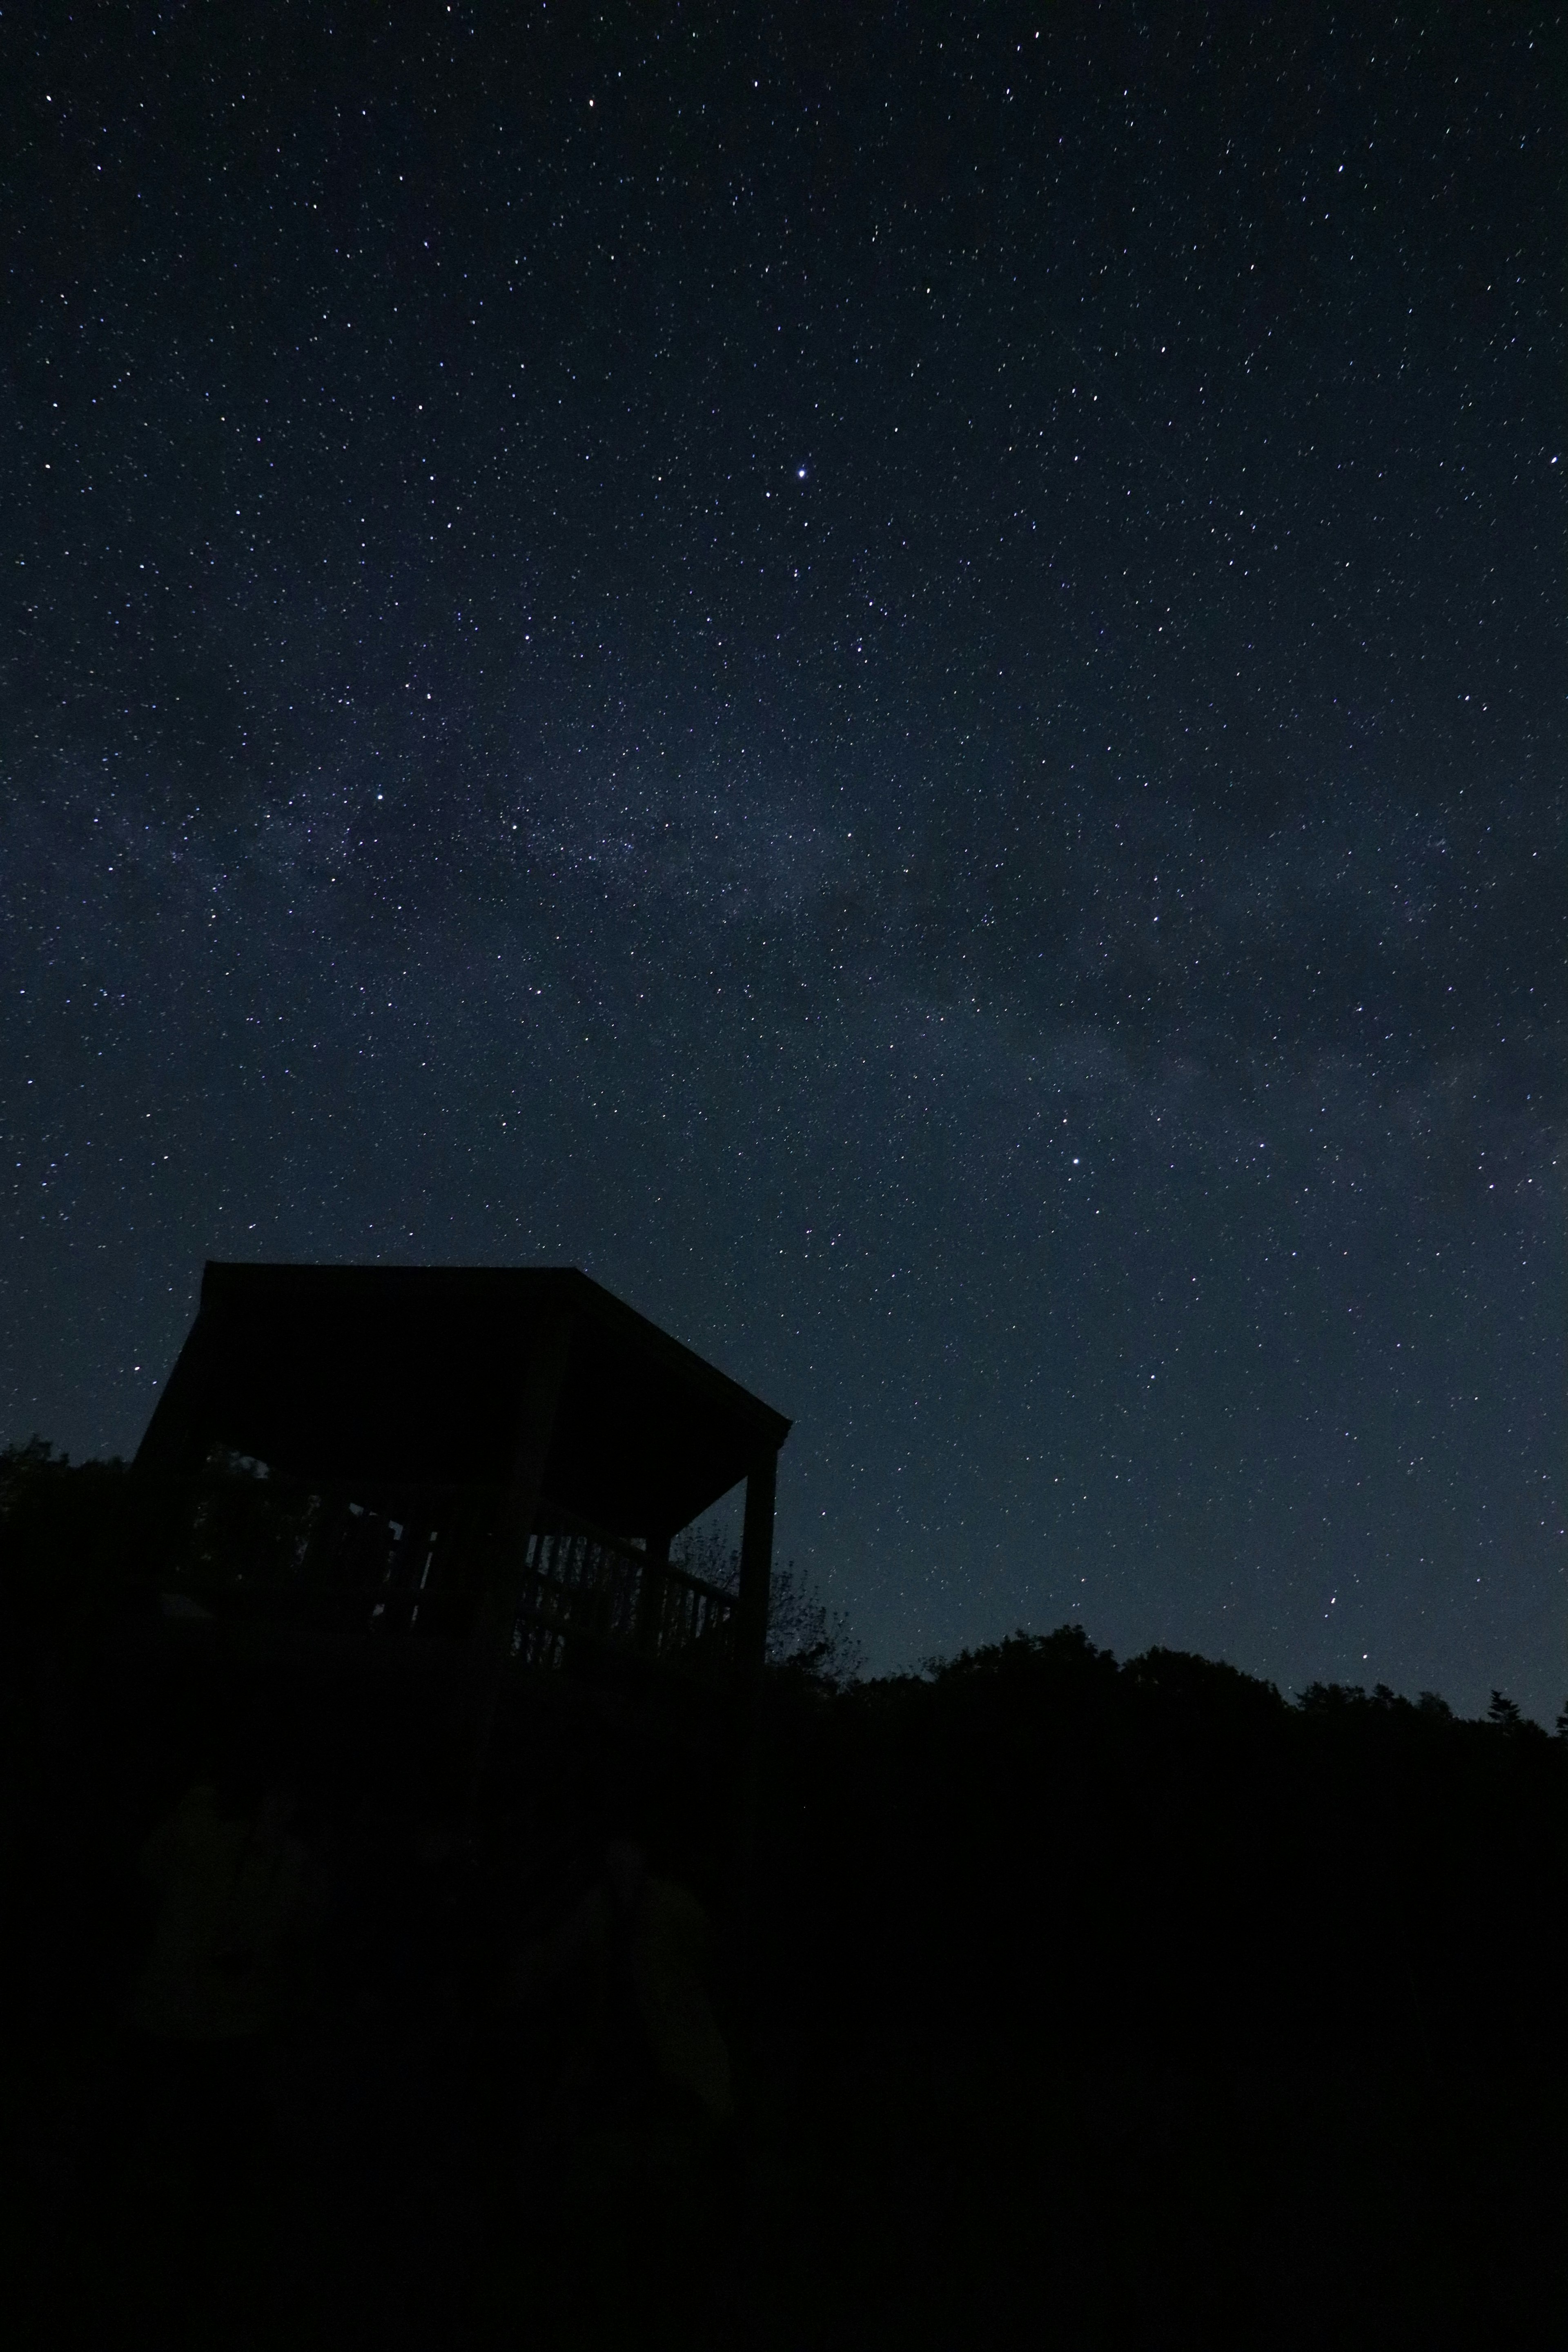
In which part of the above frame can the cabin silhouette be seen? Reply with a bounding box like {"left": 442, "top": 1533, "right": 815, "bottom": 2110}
{"left": 134, "top": 1263, "right": 791, "bottom": 1809}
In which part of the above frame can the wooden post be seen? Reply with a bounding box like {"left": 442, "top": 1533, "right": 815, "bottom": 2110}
{"left": 735, "top": 1447, "right": 777, "bottom": 1681}
{"left": 635, "top": 1530, "right": 671, "bottom": 1657}
{"left": 729, "top": 1445, "right": 778, "bottom": 1918}
{"left": 465, "top": 1310, "right": 574, "bottom": 1813}
{"left": 127, "top": 1298, "right": 233, "bottom": 1595}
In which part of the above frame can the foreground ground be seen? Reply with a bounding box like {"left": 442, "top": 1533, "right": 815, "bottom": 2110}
{"left": 2, "top": 1459, "right": 1565, "bottom": 2345}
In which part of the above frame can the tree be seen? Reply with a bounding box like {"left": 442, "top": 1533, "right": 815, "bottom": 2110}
{"left": 670, "top": 1528, "right": 865, "bottom": 1687}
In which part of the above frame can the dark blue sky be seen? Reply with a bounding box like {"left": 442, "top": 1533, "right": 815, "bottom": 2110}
{"left": 4, "top": 3, "right": 1562, "bottom": 1715}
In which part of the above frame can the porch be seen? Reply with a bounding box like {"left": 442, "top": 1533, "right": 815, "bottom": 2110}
{"left": 132, "top": 1262, "right": 791, "bottom": 1795}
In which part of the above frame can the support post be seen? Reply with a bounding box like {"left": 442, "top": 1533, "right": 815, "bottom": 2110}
{"left": 735, "top": 1447, "right": 777, "bottom": 1680}
{"left": 728, "top": 1446, "right": 778, "bottom": 1918}
{"left": 127, "top": 1298, "right": 233, "bottom": 1596}
{"left": 635, "top": 1530, "right": 671, "bottom": 1658}
{"left": 466, "top": 1310, "right": 574, "bottom": 1814}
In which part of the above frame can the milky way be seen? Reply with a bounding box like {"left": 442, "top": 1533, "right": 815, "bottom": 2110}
{"left": 4, "top": 4, "right": 1562, "bottom": 1713}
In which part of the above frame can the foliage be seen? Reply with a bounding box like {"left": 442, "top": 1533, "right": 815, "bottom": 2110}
{"left": 671, "top": 1525, "right": 866, "bottom": 1687}
{"left": 732, "top": 1624, "right": 1568, "bottom": 2346}
{"left": 0, "top": 1437, "right": 320, "bottom": 1621}
{"left": 0, "top": 1437, "right": 142, "bottom": 1626}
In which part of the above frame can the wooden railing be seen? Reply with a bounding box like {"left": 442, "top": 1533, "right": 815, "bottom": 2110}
{"left": 158, "top": 1462, "right": 742, "bottom": 1688}
{"left": 510, "top": 1509, "right": 736, "bottom": 1683}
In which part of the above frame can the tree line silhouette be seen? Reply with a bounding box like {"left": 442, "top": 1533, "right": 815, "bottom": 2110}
{"left": 2, "top": 1439, "right": 1564, "bottom": 2346}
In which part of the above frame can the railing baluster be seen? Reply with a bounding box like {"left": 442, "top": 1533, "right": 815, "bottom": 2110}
{"left": 506, "top": 1506, "right": 737, "bottom": 1685}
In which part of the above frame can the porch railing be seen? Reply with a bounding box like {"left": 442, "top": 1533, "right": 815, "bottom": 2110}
{"left": 510, "top": 1509, "right": 736, "bottom": 1683}
{"left": 159, "top": 1459, "right": 742, "bottom": 1687}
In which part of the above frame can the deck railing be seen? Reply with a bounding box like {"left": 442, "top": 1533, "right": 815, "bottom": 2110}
{"left": 160, "top": 1461, "right": 742, "bottom": 1687}
{"left": 511, "top": 1510, "right": 736, "bottom": 1683}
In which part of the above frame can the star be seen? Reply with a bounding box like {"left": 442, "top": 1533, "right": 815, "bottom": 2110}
{"left": 4, "top": 0, "right": 1559, "bottom": 1721}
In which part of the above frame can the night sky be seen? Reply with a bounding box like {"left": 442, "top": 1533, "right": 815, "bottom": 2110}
{"left": 5, "top": 5, "right": 1562, "bottom": 1716}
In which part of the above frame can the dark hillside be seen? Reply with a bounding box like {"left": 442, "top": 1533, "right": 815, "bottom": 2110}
{"left": 736, "top": 1633, "right": 1568, "bottom": 2343}
{"left": 2, "top": 1448, "right": 1565, "bottom": 2346}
